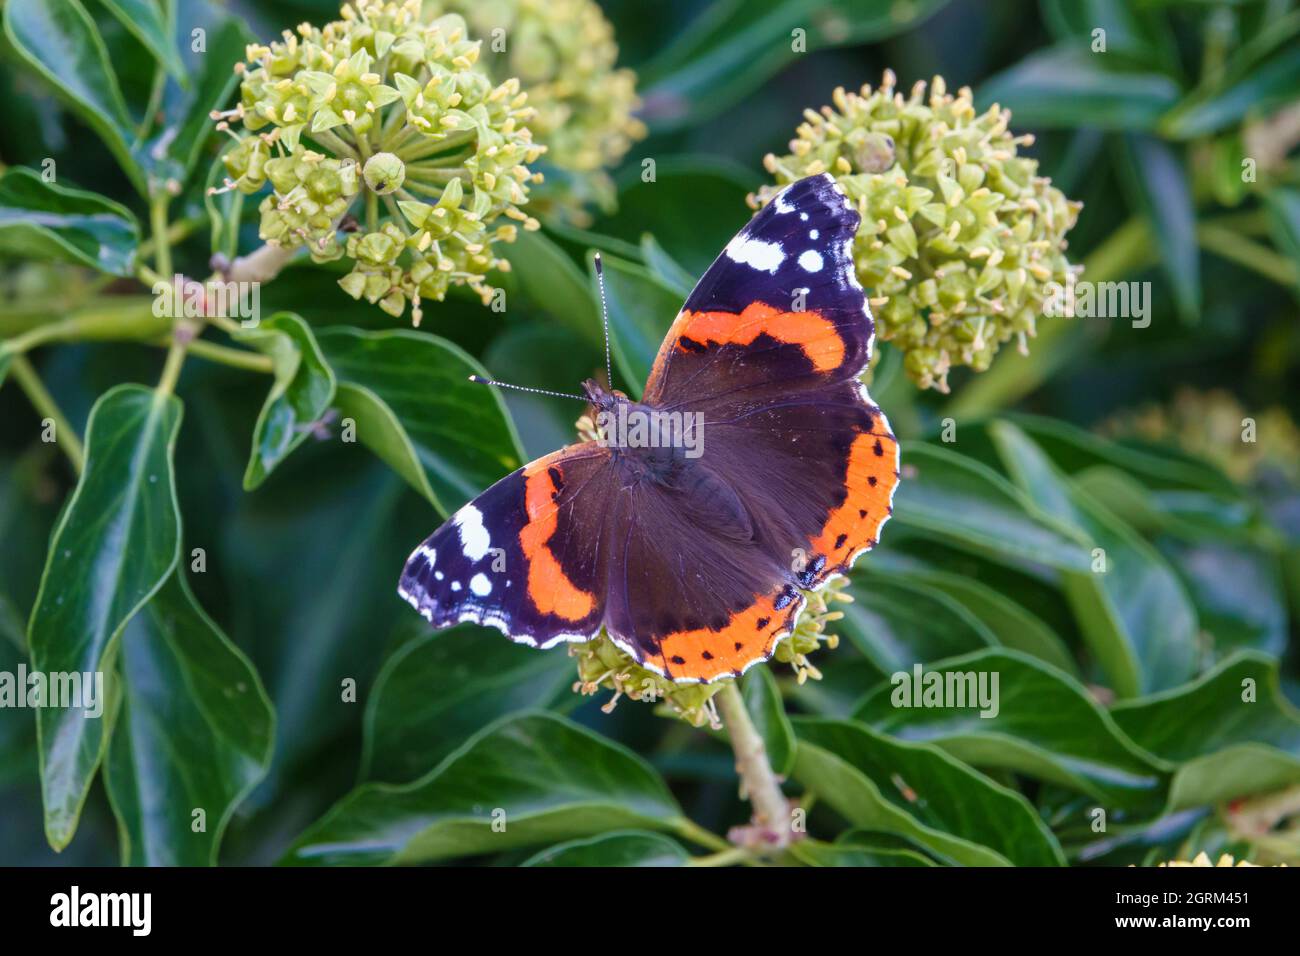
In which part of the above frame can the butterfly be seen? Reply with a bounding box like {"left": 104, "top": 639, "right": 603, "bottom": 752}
{"left": 398, "top": 172, "right": 900, "bottom": 683}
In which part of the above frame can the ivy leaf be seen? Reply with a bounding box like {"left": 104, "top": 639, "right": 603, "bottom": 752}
{"left": 27, "top": 384, "right": 183, "bottom": 850}
{"left": 97, "top": 0, "right": 185, "bottom": 81}
{"left": 893, "top": 442, "right": 1092, "bottom": 573}
{"left": 0, "top": 168, "right": 139, "bottom": 277}
{"left": 522, "top": 830, "right": 689, "bottom": 867}
{"left": 853, "top": 649, "right": 1165, "bottom": 813}
{"left": 792, "top": 717, "right": 1066, "bottom": 866}
{"left": 593, "top": 253, "right": 681, "bottom": 398}
{"left": 1112, "top": 651, "right": 1300, "bottom": 810}
{"left": 102, "top": 572, "right": 274, "bottom": 865}
{"left": 316, "top": 327, "right": 523, "bottom": 515}
{"left": 789, "top": 838, "right": 936, "bottom": 867}
{"left": 361, "top": 624, "right": 575, "bottom": 783}
{"left": 3, "top": 0, "right": 144, "bottom": 193}
{"left": 838, "top": 571, "right": 994, "bottom": 673}
{"left": 1118, "top": 134, "right": 1199, "bottom": 323}
{"left": 977, "top": 44, "right": 1181, "bottom": 131}
{"left": 234, "top": 313, "right": 336, "bottom": 490}
{"left": 740, "top": 667, "right": 795, "bottom": 776}
{"left": 499, "top": 229, "right": 601, "bottom": 346}
{"left": 283, "top": 712, "right": 682, "bottom": 866}
{"left": 990, "top": 421, "right": 1198, "bottom": 697}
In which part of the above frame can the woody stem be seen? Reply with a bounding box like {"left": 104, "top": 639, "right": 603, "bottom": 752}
{"left": 715, "top": 681, "right": 793, "bottom": 847}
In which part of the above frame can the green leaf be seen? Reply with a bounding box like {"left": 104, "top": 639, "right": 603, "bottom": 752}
{"left": 853, "top": 649, "right": 1164, "bottom": 812}
{"left": 522, "top": 830, "right": 688, "bottom": 867}
{"left": 639, "top": 234, "right": 694, "bottom": 297}
{"left": 1264, "top": 186, "right": 1300, "bottom": 295}
{"left": 838, "top": 571, "right": 994, "bottom": 673}
{"left": 1118, "top": 135, "right": 1199, "bottom": 323}
{"left": 791, "top": 717, "right": 1065, "bottom": 866}
{"left": 102, "top": 572, "right": 274, "bottom": 865}
{"left": 595, "top": 157, "right": 757, "bottom": 276}
{"left": 27, "top": 384, "right": 183, "bottom": 850}
{"left": 892, "top": 442, "right": 1092, "bottom": 573}
{"left": 789, "top": 838, "right": 936, "bottom": 867}
{"left": 139, "top": 1, "right": 252, "bottom": 182}
{"left": 316, "top": 327, "right": 523, "bottom": 514}
{"left": 889, "top": 566, "right": 1077, "bottom": 674}
{"left": 0, "top": 167, "right": 139, "bottom": 276}
{"left": 740, "top": 667, "right": 795, "bottom": 776}
{"left": 1039, "top": 0, "right": 1179, "bottom": 69}
{"left": 499, "top": 229, "right": 601, "bottom": 346}
{"left": 98, "top": 0, "right": 185, "bottom": 80}
{"left": 361, "top": 624, "right": 575, "bottom": 783}
{"left": 284, "top": 712, "right": 682, "bottom": 866}
{"left": 3, "top": 0, "right": 143, "bottom": 193}
{"left": 639, "top": 0, "right": 951, "bottom": 132}
{"left": 234, "top": 313, "right": 336, "bottom": 490}
{"left": 593, "top": 253, "right": 682, "bottom": 398}
{"left": 977, "top": 45, "right": 1181, "bottom": 131}
{"left": 990, "top": 421, "right": 1198, "bottom": 697}
{"left": 1112, "top": 652, "right": 1300, "bottom": 811}
{"left": 1160, "top": 35, "right": 1300, "bottom": 138}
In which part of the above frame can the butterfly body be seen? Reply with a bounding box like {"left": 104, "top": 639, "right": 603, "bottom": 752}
{"left": 400, "top": 173, "right": 900, "bottom": 683}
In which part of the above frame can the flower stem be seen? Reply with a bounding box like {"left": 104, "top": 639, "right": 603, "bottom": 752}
{"left": 715, "top": 680, "right": 794, "bottom": 848}
{"left": 151, "top": 194, "right": 173, "bottom": 280}
{"left": 687, "top": 846, "right": 753, "bottom": 868}
{"left": 668, "top": 816, "right": 731, "bottom": 853}
{"left": 7, "top": 355, "right": 84, "bottom": 473}
{"left": 161, "top": 337, "right": 273, "bottom": 373}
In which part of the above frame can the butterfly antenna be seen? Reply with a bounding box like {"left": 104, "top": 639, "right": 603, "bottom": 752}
{"left": 467, "top": 375, "right": 588, "bottom": 403}
{"left": 594, "top": 252, "right": 613, "bottom": 390}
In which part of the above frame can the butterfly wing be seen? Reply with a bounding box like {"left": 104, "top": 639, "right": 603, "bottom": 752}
{"left": 398, "top": 442, "right": 615, "bottom": 647}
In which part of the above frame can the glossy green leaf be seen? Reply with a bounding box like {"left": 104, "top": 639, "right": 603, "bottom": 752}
{"left": 892, "top": 442, "right": 1092, "bottom": 573}
{"left": 977, "top": 45, "right": 1181, "bottom": 131}
{"left": 1119, "top": 135, "right": 1199, "bottom": 323}
{"left": 0, "top": 168, "right": 139, "bottom": 277}
{"left": 139, "top": 1, "right": 252, "bottom": 182}
{"left": 889, "top": 566, "right": 1076, "bottom": 674}
{"left": 1160, "top": 39, "right": 1300, "bottom": 138}
{"left": 639, "top": 0, "right": 951, "bottom": 132}
{"left": 594, "top": 158, "right": 757, "bottom": 276}
{"left": 522, "top": 830, "right": 688, "bottom": 867}
{"left": 839, "top": 571, "right": 994, "bottom": 673}
{"left": 3, "top": 0, "right": 143, "bottom": 193}
{"left": 284, "top": 712, "right": 682, "bottom": 866}
{"left": 790, "top": 838, "right": 936, "bottom": 867}
{"left": 990, "top": 421, "right": 1198, "bottom": 697}
{"left": 1039, "top": 0, "right": 1179, "bottom": 68}
{"left": 639, "top": 234, "right": 694, "bottom": 297}
{"left": 316, "top": 327, "right": 523, "bottom": 514}
{"left": 361, "top": 624, "right": 575, "bottom": 783}
{"left": 1264, "top": 186, "right": 1300, "bottom": 294}
{"left": 28, "top": 384, "right": 183, "bottom": 849}
{"left": 594, "top": 253, "right": 681, "bottom": 398}
{"left": 792, "top": 718, "right": 1065, "bottom": 866}
{"left": 499, "top": 229, "right": 601, "bottom": 345}
{"left": 98, "top": 0, "right": 185, "bottom": 80}
{"left": 235, "top": 313, "right": 337, "bottom": 490}
{"left": 102, "top": 572, "right": 274, "bottom": 865}
{"left": 740, "top": 667, "right": 795, "bottom": 776}
{"left": 853, "top": 649, "right": 1164, "bottom": 811}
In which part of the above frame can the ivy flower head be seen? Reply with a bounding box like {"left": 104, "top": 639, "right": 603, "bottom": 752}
{"left": 756, "top": 71, "right": 1081, "bottom": 392}
{"left": 215, "top": 0, "right": 544, "bottom": 323}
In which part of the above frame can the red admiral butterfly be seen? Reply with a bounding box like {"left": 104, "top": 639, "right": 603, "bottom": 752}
{"left": 399, "top": 173, "right": 900, "bottom": 683}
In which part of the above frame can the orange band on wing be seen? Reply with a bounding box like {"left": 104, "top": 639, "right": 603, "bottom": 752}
{"left": 810, "top": 429, "right": 899, "bottom": 571}
{"left": 520, "top": 459, "right": 595, "bottom": 621}
{"left": 672, "top": 303, "right": 845, "bottom": 373}
{"left": 639, "top": 587, "right": 802, "bottom": 683}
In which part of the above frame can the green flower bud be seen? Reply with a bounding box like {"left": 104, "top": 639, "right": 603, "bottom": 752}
{"left": 756, "top": 71, "right": 1082, "bottom": 392}
{"left": 363, "top": 152, "right": 406, "bottom": 194}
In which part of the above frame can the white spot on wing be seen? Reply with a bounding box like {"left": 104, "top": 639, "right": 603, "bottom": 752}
{"left": 726, "top": 234, "right": 785, "bottom": 273}
{"left": 809, "top": 229, "right": 819, "bottom": 239}
{"left": 470, "top": 573, "right": 492, "bottom": 597}
{"left": 450, "top": 581, "right": 462, "bottom": 592}
{"left": 453, "top": 504, "right": 491, "bottom": 561}
{"left": 798, "top": 249, "right": 824, "bottom": 272}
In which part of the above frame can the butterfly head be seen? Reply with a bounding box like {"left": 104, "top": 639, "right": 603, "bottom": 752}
{"left": 581, "top": 378, "right": 629, "bottom": 412}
